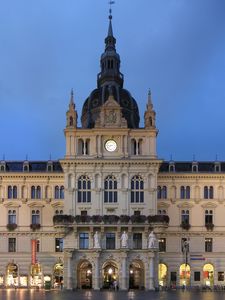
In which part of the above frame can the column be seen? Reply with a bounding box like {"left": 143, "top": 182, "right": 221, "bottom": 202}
{"left": 149, "top": 256, "right": 154, "bottom": 290}
{"left": 65, "top": 251, "right": 73, "bottom": 290}
{"left": 93, "top": 253, "right": 100, "bottom": 290}
{"left": 120, "top": 252, "right": 128, "bottom": 290}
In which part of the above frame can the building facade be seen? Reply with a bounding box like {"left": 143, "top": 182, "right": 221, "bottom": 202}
{"left": 0, "top": 14, "right": 224, "bottom": 290}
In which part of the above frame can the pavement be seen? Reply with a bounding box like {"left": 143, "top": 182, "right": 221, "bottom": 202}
{"left": 0, "top": 289, "right": 224, "bottom": 300}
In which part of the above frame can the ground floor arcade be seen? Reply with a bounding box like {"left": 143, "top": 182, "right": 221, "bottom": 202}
{"left": 63, "top": 249, "right": 158, "bottom": 290}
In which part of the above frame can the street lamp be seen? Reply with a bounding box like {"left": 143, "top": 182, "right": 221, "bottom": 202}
{"left": 182, "top": 239, "right": 189, "bottom": 289}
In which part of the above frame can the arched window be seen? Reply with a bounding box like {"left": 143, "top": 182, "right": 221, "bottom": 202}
{"left": 55, "top": 186, "right": 59, "bottom": 199}
{"left": 31, "top": 186, "right": 41, "bottom": 199}
{"left": 8, "top": 186, "right": 12, "bottom": 199}
{"left": 69, "top": 116, "right": 73, "bottom": 126}
{"left": 31, "top": 186, "right": 36, "bottom": 199}
{"left": 181, "top": 209, "right": 189, "bottom": 224}
{"left": 131, "top": 175, "right": 144, "bottom": 203}
{"left": 180, "top": 186, "right": 185, "bottom": 199}
{"left": 204, "top": 186, "right": 214, "bottom": 199}
{"left": 162, "top": 186, "right": 167, "bottom": 199}
{"left": 13, "top": 186, "right": 17, "bottom": 199}
{"left": 157, "top": 186, "right": 162, "bottom": 199}
{"left": 31, "top": 210, "right": 40, "bottom": 224}
{"left": 180, "top": 186, "right": 190, "bottom": 199}
{"left": 205, "top": 210, "right": 213, "bottom": 225}
{"left": 8, "top": 210, "right": 16, "bottom": 224}
{"left": 77, "top": 175, "right": 91, "bottom": 203}
{"left": 36, "top": 186, "right": 41, "bottom": 199}
{"left": 104, "top": 175, "right": 117, "bottom": 203}
{"left": 60, "top": 186, "right": 64, "bottom": 199}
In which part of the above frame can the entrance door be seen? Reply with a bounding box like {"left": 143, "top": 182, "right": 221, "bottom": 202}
{"left": 102, "top": 262, "right": 118, "bottom": 289}
{"left": 77, "top": 260, "right": 92, "bottom": 289}
{"left": 6, "top": 263, "right": 18, "bottom": 287}
{"left": 158, "top": 263, "right": 167, "bottom": 287}
{"left": 53, "top": 262, "right": 63, "bottom": 288}
{"left": 203, "top": 264, "right": 214, "bottom": 287}
{"left": 129, "top": 261, "right": 144, "bottom": 289}
{"left": 179, "top": 264, "right": 190, "bottom": 287}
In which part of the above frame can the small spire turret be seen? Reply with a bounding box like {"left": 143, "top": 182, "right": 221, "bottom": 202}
{"left": 144, "top": 89, "right": 156, "bottom": 129}
{"left": 66, "top": 89, "right": 77, "bottom": 128}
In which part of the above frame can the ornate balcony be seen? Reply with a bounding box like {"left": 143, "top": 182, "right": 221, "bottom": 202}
{"left": 180, "top": 222, "right": 191, "bottom": 230}
{"left": 6, "top": 223, "right": 17, "bottom": 231}
{"left": 205, "top": 223, "right": 214, "bottom": 231}
{"left": 30, "top": 223, "right": 41, "bottom": 231}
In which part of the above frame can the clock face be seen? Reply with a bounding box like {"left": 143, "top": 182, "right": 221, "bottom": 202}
{"left": 105, "top": 140, "right": 117, "bottom": 152}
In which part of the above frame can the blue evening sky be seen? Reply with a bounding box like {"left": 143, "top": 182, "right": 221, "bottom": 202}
{"left": 0, "top": 0, "right": 225, "bottom": 161}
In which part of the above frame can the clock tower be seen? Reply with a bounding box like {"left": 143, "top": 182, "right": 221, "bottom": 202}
{"left": 60, "top": 12, "right": 167, "bottom": 291}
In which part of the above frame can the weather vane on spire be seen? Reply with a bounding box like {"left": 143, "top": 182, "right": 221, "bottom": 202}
{"left": 109, "top": 1, "right": 115, "bottom": 18}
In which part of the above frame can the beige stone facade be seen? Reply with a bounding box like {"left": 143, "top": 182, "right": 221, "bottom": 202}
{"left": 1, "top": 13, "right": 224, "bottom": 291}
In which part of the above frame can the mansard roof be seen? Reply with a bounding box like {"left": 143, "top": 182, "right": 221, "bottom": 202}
{"left": 159, "top": 161, "right": 225, "bottom": 173}
{"left": 0, "top": 161, "right": 63, "bottom": 172}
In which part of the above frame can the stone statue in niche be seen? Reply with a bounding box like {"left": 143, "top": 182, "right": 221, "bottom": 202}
{"left": 121, "top": 231, "right": 128, "bottom": 248}
{"left": 93, "top": 231, "right": 101, "bottom": 249}
{"left": 148, "top": 231, "right": 158, "bottom": 249}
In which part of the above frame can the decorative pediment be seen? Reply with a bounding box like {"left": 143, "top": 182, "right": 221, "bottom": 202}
{"left": 157, "top": 202, "right": 170, "bottom": 209}
{"left": 95, "top": 95, "right": 127, "bottom": 128}
{"left": 4, "top": 202, "right": 21, "bottom": 208}
{"left": 177, "top": 202, "right": 194, "bottom": 208}
{"left": 201, "top": 202, "right": 217, "bottom": 209}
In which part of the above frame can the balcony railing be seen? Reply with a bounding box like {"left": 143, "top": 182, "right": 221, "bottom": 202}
{"left": 52, "top": 214, "right": 170, "bottom": 226}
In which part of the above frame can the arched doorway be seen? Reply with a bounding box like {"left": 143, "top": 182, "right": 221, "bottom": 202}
{"left": 179, "top": 264, "right": 190, "bottom": 287}
{"left": 203, "top": 264, "right": 214, "bottom": 287}
{"left": 158, "top": 263, "right": 167, "bottom": 287}
{"left": 30, "top": 263, "right": 42, "bottom": 287}
{"left": 53, "top": 262, "right": 63, "bottom": 288}
{"left": 129, "top": 260, "right": 144, "bottom": 289}
{"left": 6, "top": 263, "right": 18, "bottom": 287}
{"left": 77, "top": 260, "right": 92, "bottom": 289}
{"left": 102, "top": 261, "right": 118, "bottom": 289}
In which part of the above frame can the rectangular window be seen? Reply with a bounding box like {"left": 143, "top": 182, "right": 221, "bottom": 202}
{"left": 205, "top": 238, "right": 212, "bottom": 252}
{"left": 8, "top": 238, "right": 16, "bottom": 252}
{"left": 194, "top": 271, "right": 200, "bottom": 281}
{"left": 133, "top": 233, "right": 142, "bottom": 249}
{"left": 79, "top": 233, "right": 89, "bottom": 249}
{"left": 218, "top": 272, "right": 224, "bottom": 281}
{"left": 106, "top": 233, "right": 115, "bottom": 249}
{"left": 55, "top": 238, "right": 64, "bottom": 252}
{"left": 159, "top": 238, "right": 166, "bottom": 252}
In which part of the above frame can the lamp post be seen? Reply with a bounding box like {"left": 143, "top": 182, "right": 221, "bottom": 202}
{"left": 182, "top": 239, "right": 189, "bottom": 289}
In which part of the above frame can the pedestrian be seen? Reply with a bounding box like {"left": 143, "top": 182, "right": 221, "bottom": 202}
{"left": 113, "top": 280, "right": 117, "bottom": 291}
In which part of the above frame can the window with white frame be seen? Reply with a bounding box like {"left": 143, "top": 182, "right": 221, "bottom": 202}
{"left": 31, "top": 210, "right": 40, "bottom": 224}
{"left": 204, "top": 186, "right": 213, "bottom": 199}
{"left": 8, "top": 210, "right": 16, "bottom": 224}
{"left": 180, "top": 186, "right": 190, "bottom": 199}
{"left": 77, "top": 175, "right": 91, "bottom": 203}
{"left": 131, "top": 175, "right": 144, "bottom": 203}
{"left": 205, "top": 210, "right": 213, "bottom": 225}
{"left": 104, "top": 175, "right": 117, "bottom": 203}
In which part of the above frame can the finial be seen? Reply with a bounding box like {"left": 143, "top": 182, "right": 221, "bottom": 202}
{"left": 109, "top": 1, "right": 115, "bottom": 19}
{"left": 3, "top": 154, "right": 5, "bottom": 161}
{"left": 148, "top": 89, "right": 152, "bottom": 105}
{"left": 193, "top": 154, "right": 196, "bottom": 161}
{"left": 215, "top": 154, "right": 218, "bottom": 161}
{"left": 26, "top": 154, "right": 28, "bottom": 161}
{"left": 70, "top": 88, "right": 74, "bottom": 103}
{"left": 49, "top": 154, "right": 52, "bottom": 161}
{"left": 170, "top": 154, "right": 173, "bottom": 161}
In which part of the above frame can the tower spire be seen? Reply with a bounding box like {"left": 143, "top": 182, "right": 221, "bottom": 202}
{"left": 144, "top": 89, "right": 156, "bottom": 129}
{"left": 66, "top": 89, "right": 77, "bottom": 128}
